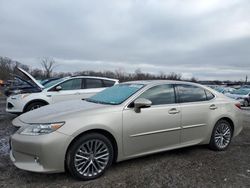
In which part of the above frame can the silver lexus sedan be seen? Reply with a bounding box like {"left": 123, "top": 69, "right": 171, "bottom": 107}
{"left": 10, "top": 80, "right": 243, "bottom": 180}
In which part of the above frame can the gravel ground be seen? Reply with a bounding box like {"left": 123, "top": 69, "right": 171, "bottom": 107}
{"left": 0, "top": 92, "right": 250, "bottom": 188}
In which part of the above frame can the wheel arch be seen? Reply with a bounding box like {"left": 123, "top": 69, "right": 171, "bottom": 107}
{"left": 216, "top": 117, "right": 235, "bottom": 133}
{"left": 23, "top": 99, "right": 49, "bottom": 112}
{"left": 64, "top": 128, "right": 119, "bottom": 169}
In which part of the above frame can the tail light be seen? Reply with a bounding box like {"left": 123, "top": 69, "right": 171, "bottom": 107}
{"left": 235, "top": 103, "right": 242, "bottom": 109}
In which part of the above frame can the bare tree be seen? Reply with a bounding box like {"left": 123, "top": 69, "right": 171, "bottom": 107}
{"left": 166, "top": 72, "right": 182, "bottom": 80}
{"left": 0, "top": 57, "right": 12, "bottom": 80}
{"left": 159, "top": 71, "right": 166, "bottom": 79}
{"left": 190, "top": 77, "right": 198, "bottom": 83}
{"left": 31, "top": 68, "right": 44, "bottom": 79}
{"left": 40, "top": 57, "right": 56, "bottom": 78}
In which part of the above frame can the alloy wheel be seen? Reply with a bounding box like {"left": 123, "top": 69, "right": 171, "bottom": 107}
{"left": 74, "top": 139, "right": 109, "bottom": 177}
{"left": 214, "top": 122, "right": 232, "bottom": 149}
{"left": 30, "top": 105, "right": 42, "bottom": 110}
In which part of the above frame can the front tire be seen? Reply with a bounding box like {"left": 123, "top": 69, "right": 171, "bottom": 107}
{"left": 25, "top": 101, "right": 47, "bottom": 112}
{"left": 66, "top": 133, "right": 114, "bottom": 181}
{"left": 209, "top": 120, "right": 233, "bottom": 151}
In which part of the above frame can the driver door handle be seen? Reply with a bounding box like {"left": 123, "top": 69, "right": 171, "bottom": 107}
{"left": 168, "top": 108, "right": 180, "bottom": 114}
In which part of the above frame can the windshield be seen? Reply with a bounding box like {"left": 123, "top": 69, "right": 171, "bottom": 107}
{"left": 231, "top": 89, "right": 250, "bottom": 95}
{"left": 86, "top": 84, "right": 144, "bottom": 105}
{"left": 43, "top": 78, "right": 65, "bottom": 88}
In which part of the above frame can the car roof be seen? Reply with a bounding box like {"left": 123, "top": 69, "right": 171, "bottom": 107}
{"left": 123, "top": 80, "right": 199, "bottom": 86}
{"left": 70, "top": 76, "right": 119, "bottom": 82}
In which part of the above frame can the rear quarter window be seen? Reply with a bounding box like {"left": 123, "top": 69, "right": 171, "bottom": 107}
{"left": 103, "top": 80, "right": 116, "bottom": 87}
{"left": 205, "top": 90, "right": 215, "bottom": 100}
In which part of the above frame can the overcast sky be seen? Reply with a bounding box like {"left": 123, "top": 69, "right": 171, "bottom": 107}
{"left": 0, "top": 0, "right": 250, "bottom": 80}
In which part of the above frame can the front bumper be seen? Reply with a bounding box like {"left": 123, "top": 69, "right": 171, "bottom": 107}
{"left": 10, "top": 131, "right": 72, "bottom": 173}
{"left": 6, "top": 96, "right": 25, "bottom": 113}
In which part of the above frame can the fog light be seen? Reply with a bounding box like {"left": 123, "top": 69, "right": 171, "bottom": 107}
{"left": 7, "top": 102, "right": 14, "bottom": 109}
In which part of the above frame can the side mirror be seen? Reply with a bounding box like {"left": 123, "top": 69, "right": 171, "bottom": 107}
{"left": 134, "top": 98, "right": 152, "bottom": 113}
{"left": 55, "top": 85, "right": 62, "bottom": 91}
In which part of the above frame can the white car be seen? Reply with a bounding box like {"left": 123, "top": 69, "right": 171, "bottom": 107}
{"left": 6, "top": 68, "right": 119, "bottom": 114}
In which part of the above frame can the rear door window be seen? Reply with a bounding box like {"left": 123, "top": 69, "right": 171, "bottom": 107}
{"left": 59, "top": 79, "right": 82, "bottom": 90}
{"left": 176, "top": 84, "right": 207, "bottom": 103}
{"left": 85, "top": 79, "right": 103, "bottom": 89}
{"left": 103, "top": 80, "right": 116, "bottom": 87}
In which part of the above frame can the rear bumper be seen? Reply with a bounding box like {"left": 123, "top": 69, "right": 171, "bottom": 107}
{"left": 233, "top": 111, "right": 244, "bottom": 137}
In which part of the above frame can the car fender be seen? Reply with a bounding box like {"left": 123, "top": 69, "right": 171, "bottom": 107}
{"left": 63, "top": 123, "right": 123, "bottom": 162}
{"left": 22, "top": 92, "right": 52, "bottom": 112}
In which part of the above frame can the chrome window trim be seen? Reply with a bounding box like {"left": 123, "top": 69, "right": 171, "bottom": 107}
{"left": 123, "top": 82, "right": 217, "bottom": 110}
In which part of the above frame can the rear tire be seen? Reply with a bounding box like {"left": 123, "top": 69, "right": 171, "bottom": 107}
{"left": 66, "top": 133, "right": 114, "bottom": 181}
{"left": 24, "top": 101, "right": 47, "bottom": 112}
{"left": 209, "top": 119, "right": 233, "bottom": 151}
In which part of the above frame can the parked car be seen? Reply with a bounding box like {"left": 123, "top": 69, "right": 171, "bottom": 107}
{"left": 214, "top": 87, "right": 235, "bottom": 94}
{"left": 10, "top": 80, "right": 243, "bottom": 180}
{"left": 242, "top": 85, "right": 250, "bottom": 89}
{"left": 4, "top": 75, "right": 43, "bottom": 97}
{"left": 225, "top": 88, "right": 250, "bottom": 107}
{"left": 6, "top": 67, "right": 119, "bottom": 114}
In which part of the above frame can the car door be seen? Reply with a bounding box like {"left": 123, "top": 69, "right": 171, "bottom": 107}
{"left": 80, "top": 78, "right": 106, "bottom": 99}
{"left": 176, "top": 84, "right": 217, "bottom": 144}
{"left": 122, "top": 84, "right": 181, "bottom": 157}
{"left": 48, "top": 78, "right": 83, "bottom": 103}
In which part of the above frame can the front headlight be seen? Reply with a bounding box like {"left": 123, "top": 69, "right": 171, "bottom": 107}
{"left": 20, "top": 93, "right": 30, "bottom": 99}
{"left": 12, "top": 90, "right": 22, "bottom": 95}
{"left": 236, "top": 97, "right": 243, "bottom": 100}
{"left": 20, "top": 122, "right": 65, "bottom": 136}
{"left": 10, "top": 93, "right": 30, "bottom": 100}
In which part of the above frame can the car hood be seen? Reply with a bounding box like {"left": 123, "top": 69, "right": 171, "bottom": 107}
{"left": 17, "top": 67, "right": 44, "bottom": 90}
{"left": 15, "top": 100, "right": 118, "bottom": 124}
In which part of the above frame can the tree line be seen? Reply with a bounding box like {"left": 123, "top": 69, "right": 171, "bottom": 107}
{"left": 0, "top": 56, "right": 198, "bottom": 83}
{"left": 1, "top": 56, "right": 247, "bottom": 85}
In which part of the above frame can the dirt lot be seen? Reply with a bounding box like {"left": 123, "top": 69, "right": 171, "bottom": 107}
{"left": 1, "top": 93, "right": 250, "bottom": 188}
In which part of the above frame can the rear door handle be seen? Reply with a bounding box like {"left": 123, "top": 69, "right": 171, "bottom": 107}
{"left": 209, "top": 104, "right": 217, "bottom": 110}
{"left": 168, "top": 108, "right": 180, "bottom": 114}
{"left": 74, "top": 92, "right": 81, "bottom": 95}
